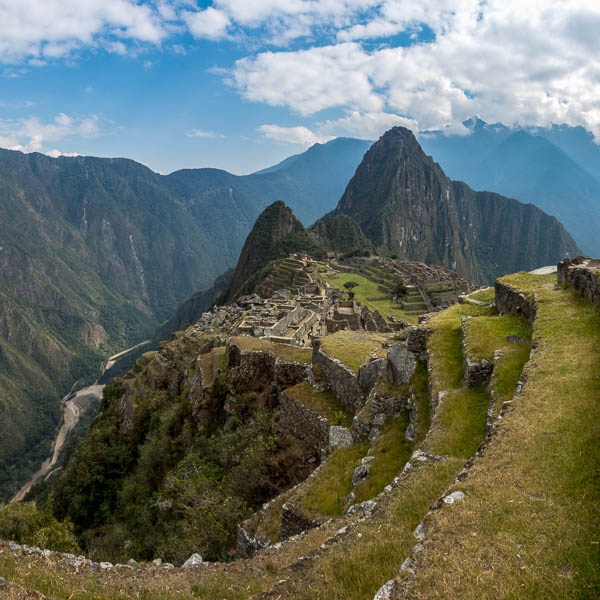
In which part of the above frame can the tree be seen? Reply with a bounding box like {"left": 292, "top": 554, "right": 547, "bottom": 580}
{"left": 344, "top": 281, "right": 359, "bottom": 290}
{"left": 394, "top": 280, "right": 408, "bottom": 298}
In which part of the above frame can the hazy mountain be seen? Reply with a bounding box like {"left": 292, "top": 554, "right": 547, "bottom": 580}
{"left": 0, "top": 139, "right": 369, "bottom": 498}
{"left": 419, "top": 118, "right": 600, "bottom": 255}
{"left": 327, "top": 127, "right": 578, "bottom": 283}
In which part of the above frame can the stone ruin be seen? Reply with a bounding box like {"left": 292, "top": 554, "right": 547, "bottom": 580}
{"left": 558, "top": 256, "right": 600, "bottom": 304}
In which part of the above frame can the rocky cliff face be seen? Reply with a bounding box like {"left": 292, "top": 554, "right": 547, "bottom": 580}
{"left": 327, "top": 127, "right": 579, "bottom": 283}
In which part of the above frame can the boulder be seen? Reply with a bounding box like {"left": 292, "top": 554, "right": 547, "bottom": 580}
{"left": 329, "top": 426, "right": 353, "bottom": 449}
{"left": 182, "top": 553, "right": 203, "bottom": 568}
{"left": 358, "top": 358, "right": 387, "bottom": 395}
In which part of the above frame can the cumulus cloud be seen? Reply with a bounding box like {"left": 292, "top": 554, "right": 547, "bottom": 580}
{"left": 257, "top": 124, "right": 333, "bottom": 145}
{"left": 0, "top": 0, "right": 173, "bottom": 63}
{"left": 0, "top": 112, "right": 101, "bottom": 153}
{"left": 229, "top": 1, "right": 600, "bottom": 139}
{"left": 183, "top": 7, "right": 231, "bottom": 41}
{"left": 187, "top": 128, "right": 225, "bottom": 139}
{"left": 45, "top": 149, "right": 81, "bottom": 158}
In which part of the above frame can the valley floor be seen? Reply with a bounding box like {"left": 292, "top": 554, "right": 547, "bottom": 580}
{"left": 0, "top": 274, "right": 598, "bottom": 599}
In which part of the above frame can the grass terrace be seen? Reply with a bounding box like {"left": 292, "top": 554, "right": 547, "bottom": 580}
{"left": 284, "top": 381, "right": 352, "bottom": 427}
{"left": 323, "top": 270, "right": 418, "bottom": 323}
{"left": 467, "top": 287, "right": 496, "bottom": 303}
{"left": 319, "top": 330, "right": 390, "bottom": 373}
{"left": 353, "top": 414, "right": 413, "bottom": 504}
{"left": 229, "top": 336, "right": 312, "bottom": 364}
{"left": 402, "top": 275, "right": 600, "bottom": 599}
{"left": 295, "top": 442, "right": 369, "bottom": 518}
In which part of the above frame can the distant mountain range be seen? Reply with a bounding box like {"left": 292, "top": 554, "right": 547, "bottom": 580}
{"left": 0, "top": 138, "right": 369, "bottom": 499}
{"left": 419, "top": 118, "right": 600, "bottom": 255}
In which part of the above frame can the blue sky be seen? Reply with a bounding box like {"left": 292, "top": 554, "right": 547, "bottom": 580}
{"left": 1, "top": 1, "right": 599, "bottom": 174}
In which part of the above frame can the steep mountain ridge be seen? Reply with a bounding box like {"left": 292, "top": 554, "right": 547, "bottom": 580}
{"left": 0, "top": 141, "right": 367, "bottom": 499}
{"left": 419, "top": 118, "right": 600, "bottom": 254}
{"left": 327, "top": 127, "right": 578, "bottom": 283}
{"left": 224, "top": 201, "right": 325, "bottom": 302}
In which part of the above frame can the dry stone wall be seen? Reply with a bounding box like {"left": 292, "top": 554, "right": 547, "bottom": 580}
{"left": 558, "top": 256, "right": 600, "bottom": 304}
{"left": 495, "top": 281, "right": 536, "bottom": 323}
{"left": 279, "top": 391, "right": 329, "bottom": 454}
{"left": 312, "top": 341, "right": 364, "bottom": 413}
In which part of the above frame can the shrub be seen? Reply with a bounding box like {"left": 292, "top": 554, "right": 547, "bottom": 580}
{"left": 0, "top": 499, "right": 80, "bottom": 553}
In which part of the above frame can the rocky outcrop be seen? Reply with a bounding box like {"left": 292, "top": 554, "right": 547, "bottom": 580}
{"left": 558, "top": 256, "right": 600, "bottom": 304}
{"left": 387, "top": 344, "right": 416, "bottom": 386}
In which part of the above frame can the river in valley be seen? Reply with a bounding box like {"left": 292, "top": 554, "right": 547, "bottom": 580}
{"left": 11, "top": 340, "right": 149, "bottom": 503}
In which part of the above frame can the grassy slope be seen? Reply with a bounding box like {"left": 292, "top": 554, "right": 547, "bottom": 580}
{"left": 402, "top": 276, "right": 600, "bottom": 599}
{"left": 1, "top": 275, "right": 593, "bottom": 600}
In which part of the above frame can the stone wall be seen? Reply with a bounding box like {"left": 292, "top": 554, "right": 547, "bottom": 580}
{"left": 279, "top": 503, "right": 323, "bottom": 541}
{"left": 402, "top": 326, "right": 431, "bottom": 361}
{"left": 279, "top": 391, "right": 329, "bottom": 454}
{"left": 312, "top": 341, "right": 364, "bottom": 413}
{"left": 495, "top": 281, "right": 536, "bottom": 323}
{"left": 461, "top": 317, "right": 494, "bottom": 388}
{"left": 558, "top": 256, "right": 600, "bottom": 304}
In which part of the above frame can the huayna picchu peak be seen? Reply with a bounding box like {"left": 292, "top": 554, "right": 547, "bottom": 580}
{"left": 325, "top": 127, "right": 579, "bottom": 284}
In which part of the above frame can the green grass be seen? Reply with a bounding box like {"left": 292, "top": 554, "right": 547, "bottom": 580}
{"left": 402, "top": 280, "right": 600, "bottom": 599}
{"left": 323, "top": 270, "right": 418, "bottom": 323}
{"left": 278, "top": 458, "right": 465, "bottom": 600}
{"left": 423, "top": 302, "right": 496, "bottom": 459}
{"left": 462, "top": 313, "right": 531, "bottom": 362}
{"left": 498, "top": 271, "right": 556, "bottom": 292}
{"left": 425, "top": 388, "right": 490, "bottom": 458}
{"left": 410, "top": 361, "right": 432, "bottom": 447}
{"left": 296, "top": 442, "right": 369, "bottom": 518}
{"left": 427, "top": 302, "right": 494, "bottom": 397}
{"left": 319, "top": 330, "right": 390, "bottom": 373}
{"left": 284, "top": 382, "right": 352, "bottom": 427}
{"left": 353, "top": 414, "right": 413, "bottom": 503}
{"left": 229, "top": 336, "right": 312, "bottom": 364}
{"left": 467, "top": 287, "right": 495, "bottom": 303}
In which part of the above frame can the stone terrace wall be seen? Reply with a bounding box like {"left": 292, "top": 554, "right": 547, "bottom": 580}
{"left": 279, "top": 391, "right": 329, "bottom": 455}
{"left": 312, "top": 341, "right": 364, "bottom": 413}
{"left": 558, "top": 257, "right": 600, "bottom": 304}
{"left": 495, "top": 281, "right": 537, "bottom": 324}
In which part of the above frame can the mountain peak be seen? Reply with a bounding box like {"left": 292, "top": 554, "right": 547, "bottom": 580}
{"left": 224, "top": 201, "right": 324, "bottom": 301}
{"left": 331, "top": 126, "right": 578, "bottom": 283}
{"left": 462, "top": 115, "right": 487, "bottom": 130}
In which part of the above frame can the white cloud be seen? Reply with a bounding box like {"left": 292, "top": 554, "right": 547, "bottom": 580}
{"left": 183, "top": 7, "right": 230, "bottom": 41}
{"left": 45, "top": 149, "right": 81, "bottom": 158}
{"left": 0, "top": 0, "right": 172, "bottom": 63}
{"left": 258, "top": 124, "right": 332, "bottom": 145}
{"left": 258, "top": 111, "right": 417, "bottom": 148}
{"left": 229, "top": 1, "right": 600, "bottom": 139}
{"left": 187, "top": 128, "right": 225, "bottom": 139}
{"left": 0, "top": 112, "right": 101, "bottom": 153}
